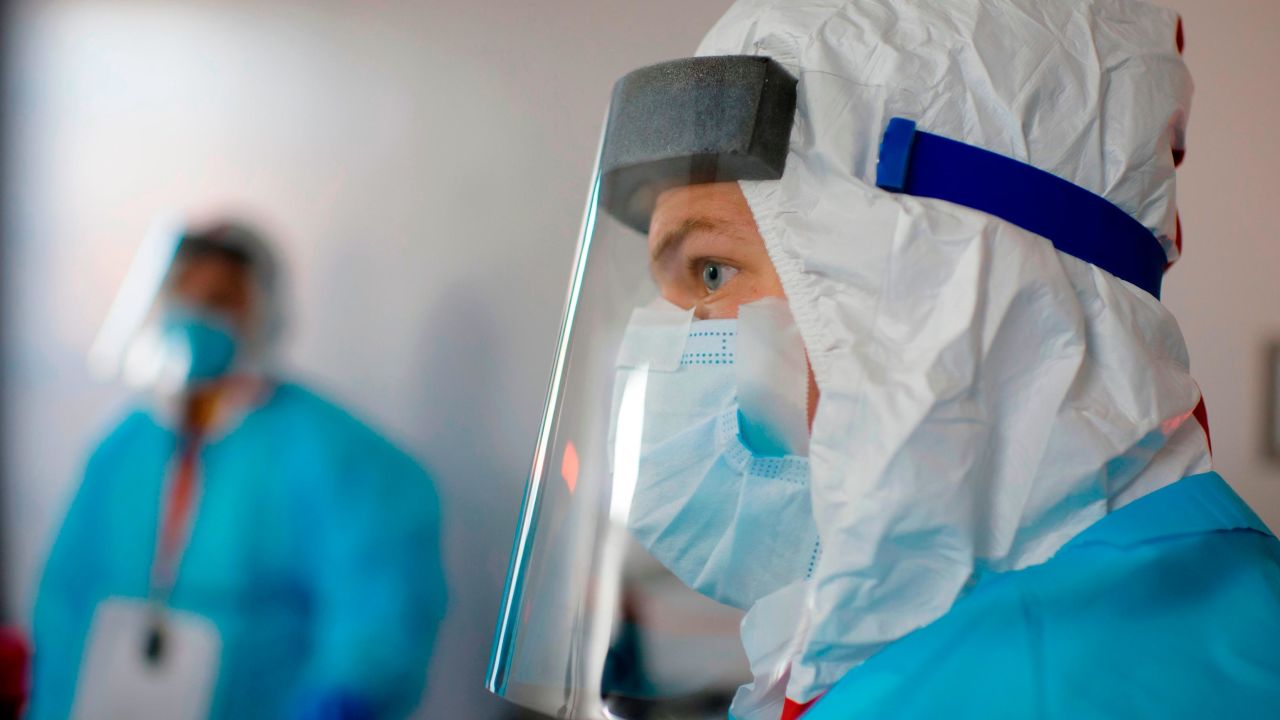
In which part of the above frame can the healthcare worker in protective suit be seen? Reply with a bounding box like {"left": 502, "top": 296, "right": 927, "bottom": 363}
{"left": 30, "top": 220, "right": 446, "bottom": 720}
{"left": 488, "top": 0, "right": 1280, "bottom": 718}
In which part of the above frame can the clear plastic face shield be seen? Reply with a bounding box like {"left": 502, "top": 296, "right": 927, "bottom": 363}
{"left": 89, "top": 219, "right": 277, "bottom": 398}
{"left": 488, "top": 56, "right": 808, "bottom": 719}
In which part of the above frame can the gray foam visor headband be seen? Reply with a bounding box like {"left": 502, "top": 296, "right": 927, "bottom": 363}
{"left": 600, "top": 55, "right": 799, "bottom": 234}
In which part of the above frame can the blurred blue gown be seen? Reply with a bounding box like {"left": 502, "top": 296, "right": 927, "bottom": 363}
{"left": 29, "top": 383, "right": 447, "bottom": 720}
{"left": 804, "top": 472, "right": 1280, "bottom": 720}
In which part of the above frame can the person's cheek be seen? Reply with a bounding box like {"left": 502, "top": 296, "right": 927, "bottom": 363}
{"left": 699, "top": 279, "right": 755, "bottom": 319}
{"left": 695, "top": 302, "right": 722, "bottom": 320}
{"left": 658, "top": 280, "right": 696, "bottom": 311}
{"left": 734, "top": 271, "right": 776, "bottom": 307}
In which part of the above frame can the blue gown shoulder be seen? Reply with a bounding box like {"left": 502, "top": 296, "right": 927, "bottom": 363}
{"left": 806, "top": 473, "right": 1280, "bottom": 719}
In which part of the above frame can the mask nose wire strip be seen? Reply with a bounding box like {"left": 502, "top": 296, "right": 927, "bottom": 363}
{"left": 875, "top": 117, "right": 1168, "bottom": 299}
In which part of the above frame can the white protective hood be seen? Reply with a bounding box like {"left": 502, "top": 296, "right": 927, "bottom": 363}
{"left": 695, "top": 0, "right": 1212, "bottom": 713}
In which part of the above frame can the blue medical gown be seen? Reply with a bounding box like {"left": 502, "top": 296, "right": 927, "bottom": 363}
{"left": 804, "top": 472, "right": 1280, "bottom": 719}
{"left": 29, "top": 383, "right": 447, "bottom": 720}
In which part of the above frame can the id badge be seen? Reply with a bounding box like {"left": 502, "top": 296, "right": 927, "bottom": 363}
{"left": 72, "top": 598, "right": 221, "bottom": 720}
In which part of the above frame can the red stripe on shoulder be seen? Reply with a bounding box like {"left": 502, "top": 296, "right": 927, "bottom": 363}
{"left": 782, "top": 696, "right": 821, "bottom": 720}
{"left": 1193, "top": 396, "right": 1212, "bottom": 454}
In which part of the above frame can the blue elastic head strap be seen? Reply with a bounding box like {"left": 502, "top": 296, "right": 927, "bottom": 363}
{"left": 875, "top": 118, "right": 1168, "bottom": 299}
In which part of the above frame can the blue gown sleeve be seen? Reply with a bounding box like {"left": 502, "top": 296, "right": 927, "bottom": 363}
{"left": 294, "top": 435, "right": 447, "bottom": 720}
{"left": 27, "top": 443, "right": 115, "bottom": 720}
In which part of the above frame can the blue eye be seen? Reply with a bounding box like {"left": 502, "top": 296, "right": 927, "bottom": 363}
{"left": 701, "top": 262, "right": 737, "bottom": 293}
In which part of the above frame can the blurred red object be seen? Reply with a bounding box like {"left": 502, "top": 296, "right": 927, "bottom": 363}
{"left": 0, "top": 627, "right": 28, "bottom": 720}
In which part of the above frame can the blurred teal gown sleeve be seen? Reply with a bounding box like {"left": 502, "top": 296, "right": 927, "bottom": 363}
{"left": 802, "top": 472, "right": 1280, "bottom": 720}
{"left": 28, "top": 383, "right": 447, "bottom": 720}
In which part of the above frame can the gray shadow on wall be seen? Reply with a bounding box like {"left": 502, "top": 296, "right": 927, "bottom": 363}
{"left": 407, "top": 277, "right": 547, "bottom": 720}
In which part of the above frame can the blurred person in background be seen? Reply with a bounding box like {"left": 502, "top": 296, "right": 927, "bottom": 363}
{"left": 28, "top": 220, "right": 446, "bottom": 720}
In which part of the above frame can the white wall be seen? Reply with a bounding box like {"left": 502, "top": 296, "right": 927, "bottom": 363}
{"left": 0, "top": 1, "right": 730, "bottom": 716}
{"left": 1159, "top": 0, "right": 1280, "bottom": 527}
{"left": 3, "top": 0, "right": 1278, "bottom": 717}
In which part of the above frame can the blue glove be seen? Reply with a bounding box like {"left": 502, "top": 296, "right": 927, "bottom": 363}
{"left": 292, "top": 690, "right": 376, "bottom": 720}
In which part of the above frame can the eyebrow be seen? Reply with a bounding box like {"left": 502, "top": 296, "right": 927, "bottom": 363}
{"left": 649, "top": 217, "right": 720, "bottom": 264}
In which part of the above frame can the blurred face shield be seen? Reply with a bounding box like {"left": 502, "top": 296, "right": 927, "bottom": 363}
{"left": 487, "top": 56, "right": 806, "bottom": 718}
{"left": 89, "top": 219, "right": 280, "bottom": 398}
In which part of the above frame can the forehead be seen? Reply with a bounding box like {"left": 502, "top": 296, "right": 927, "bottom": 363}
{"left": 167, "top": 251, "right": 252, "bottom": 298}
{"left": 169, "top": 253, "right": 251, "bottom": 291}
{"left": 648, "top": 182, "right": 758, "bottom": 249}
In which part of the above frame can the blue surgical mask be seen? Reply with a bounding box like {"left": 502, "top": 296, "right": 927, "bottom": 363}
{"left": 615, "top": 310, "right": 820, "bottom": 610}
{"left": 160, "top": 309, "right": 240, "bottom": 384}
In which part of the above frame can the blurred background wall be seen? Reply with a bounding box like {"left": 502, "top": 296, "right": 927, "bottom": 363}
{"left": 1159, "top": 0, "right": 1280, "bottom": 530}
{"left": 0, "top": 0, "right": 9, "bottom": 628}
{"left": 0, "top": 0, "right": 731, "bottom": 716}
{"left": 0, "top": 0, "right": 1276, "bottom": 717}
